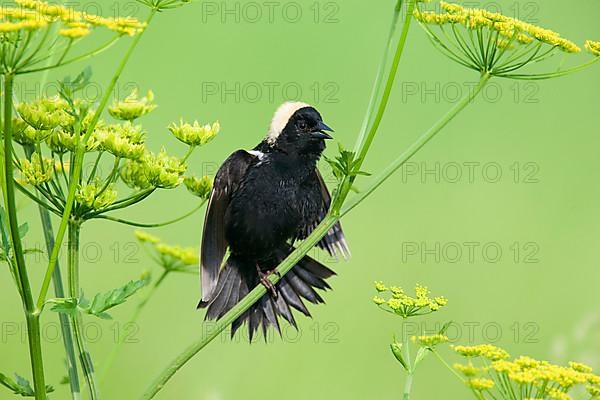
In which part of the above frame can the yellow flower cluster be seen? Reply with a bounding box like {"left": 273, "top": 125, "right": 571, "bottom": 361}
{"left": 17, "top": 154, "right": 55, "bottom": 186}
{"left": 108, "top": 90, "right": 157, "bottom": 121}
{"left": 46, "top": 128, "right": 100, "bottom": 153}
{"left": 14, "top": 0, "right": 146, "bottom": 36}
{"left": 411, "top": 333, "right": 449, "bottom": 347}
{"left": 452, "top": 344, "right": 510, "bottom": 361}
{"left": 454, "top": 344, "right": 600, "bottom": 399}
{"left": 466, "top": 378, "right": 495, "bottom": 391}
{"left": 373, "top": 282, "right": 448, "bottom": 318}
{"left": 134, "top": 230, "right": 198, "bottom": 270}
{"left": 183, "top": 176, "right": 213, "bottom": 199}
{"left": 168, "top": 119, "right": 220, "bottom": 147}
{"left": 585, "top": 40, "right": 600, "bottom": 57}
{"left": 156, "top": 244, "right": 198, "bottom": 266}
{"left": 16, "top": 97, "right": 69, "bottom": 131}
{"left": 454, "top": 363, "right": 480, "bottom": 377}
{"left": 120, "top": 148, "right": 186, "bottom": 189}
{"left": 94, "top": 123, "right": 146, "bottom": 160}
{"left": 134, "top": 230, "right": 160, "bottom": 244}
{"left": 76, "top": 179, "right": 117, "bottom": 210}
{"left": 58, "top": 21, "right": 91, "bottom": 39}
{"left": 415, "top": 2, "right": 580, "bottom": 53}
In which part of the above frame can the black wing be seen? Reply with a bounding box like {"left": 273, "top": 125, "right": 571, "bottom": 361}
{"left": 295, "top": 169, "right": 350, "bottom": 259}
{"left": 315, "top": 170, "right": 351, "bottom": 259}
{"left": 199, "top": 150, "right": 258, "bottom": 306}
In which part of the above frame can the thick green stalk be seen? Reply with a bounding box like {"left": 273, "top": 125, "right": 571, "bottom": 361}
{"left": 352, "top": 0, "right": 403, "bottom": 155}
{"left": 24, "top": 146, "right": 81, "bottom": 400}
{"left": 36, "top": 10, "right": 158, "bottom": 309}
{"left": 341, "top": 72, "right": 491, "bottom": 216}
{"left": 334, "top": 0, "right": 417, "bottom": 211}
{"left": 68, "top": 221, "right": 100, "bottom": 399}
{"left": 2, "top": 73, "right": 47, "bottom": 400}
{"left": 403, "top": 373, "right": 414, "bottom": 400}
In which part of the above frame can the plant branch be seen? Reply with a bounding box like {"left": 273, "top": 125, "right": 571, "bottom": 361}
{"left": 23, "top": 146, "right": 81, "bottom": 400}
{"left": 36, "top": 9, "right": 158, "bottom": 309}
{"left": 91, "top": 199, "right": 207, "bottom": 227}
{"left": 2, "top": 74, "right": 48, "bottom": 400}
{"left": 68, "top": 221, "right": 100, "bottom": 399}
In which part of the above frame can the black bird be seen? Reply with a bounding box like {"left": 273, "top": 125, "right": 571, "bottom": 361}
{"left": 199, "top": 101, "right": 350, "bottom": 340}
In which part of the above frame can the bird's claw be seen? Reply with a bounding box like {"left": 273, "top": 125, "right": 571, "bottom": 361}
{"left": 256, "top": 266, "right": 279, "bottom": 299}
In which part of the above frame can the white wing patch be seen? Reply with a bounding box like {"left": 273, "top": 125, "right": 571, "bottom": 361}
{"left": 266, "top": 101, "right": 312, "bottom": 144}
{"left": 246, "top": 150, "right": 267, "bottom": 166}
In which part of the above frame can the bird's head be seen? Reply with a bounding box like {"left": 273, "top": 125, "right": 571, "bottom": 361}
{"left": 266, "top": 102, "right": 333, "bottom": 156}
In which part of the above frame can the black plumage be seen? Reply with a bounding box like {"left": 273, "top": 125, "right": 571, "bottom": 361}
{"left": 198, "top": 102, "right": 350, "bottom": 340}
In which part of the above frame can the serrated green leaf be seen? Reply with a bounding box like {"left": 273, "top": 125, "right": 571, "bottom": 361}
{"left": 82, "top": 279, "right": 147, "bottom": 319}
{"left": 49, "top": 298, "right": 79, "bottom": 317}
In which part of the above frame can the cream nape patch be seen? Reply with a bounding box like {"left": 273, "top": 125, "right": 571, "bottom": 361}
{"left": 266, "top": 101, "right": 312, "bottom": 144}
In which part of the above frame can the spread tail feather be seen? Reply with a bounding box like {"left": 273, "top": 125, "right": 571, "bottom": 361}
{"left": 199, "top": 247, "right": 335, "bottom": 341}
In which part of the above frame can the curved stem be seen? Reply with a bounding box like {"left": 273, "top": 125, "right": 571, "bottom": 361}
{"left": 334, "top": 0, "right": 417, "bottom": 211}
{"left": 92, "top": 199, "right": 206, "bottom": 227}
{"left": 68, "top": 221, "right": 100, "bottom": 399}
{"left": 341, "top": 72, "right": 491, "bottom": 216}
{"left": 19, "top": 36, "right": 120, "bottom": 75}
{"left": 2, "top": 74, "right": 48, "bottom": 400}
{"left": 36, "top": 9, "right": 158, "bottom": 309}
{"left": 353, "top": 0, "right": 403, "bottom": 154}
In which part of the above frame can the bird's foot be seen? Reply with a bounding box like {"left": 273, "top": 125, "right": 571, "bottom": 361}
{"left": 256, "top": 266, "right": 279, "bottom": 299}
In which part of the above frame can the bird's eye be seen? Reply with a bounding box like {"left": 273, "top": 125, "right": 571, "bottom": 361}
{"left": 297, "top": 120, "right": 307, "bottom": 131}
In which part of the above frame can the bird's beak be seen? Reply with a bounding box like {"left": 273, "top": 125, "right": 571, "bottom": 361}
{"left": 311, "top": 121, "right": 334, "bottom": 140}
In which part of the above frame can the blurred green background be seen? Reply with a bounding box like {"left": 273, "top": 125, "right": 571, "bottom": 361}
{"left": 2, "top": 0, "right": 600, "bottom": 399}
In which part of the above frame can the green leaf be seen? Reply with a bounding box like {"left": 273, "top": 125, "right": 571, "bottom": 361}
{"left": 18, "top": 223, "right": 28, "bottom": 239}
{"left": 48, "top": 298, "right": 79, "bottom": 317}
{"left": 82, "top": 279, "right": 147, "bottom": 319}
{"left": 0, "top": 372, "right": 54, "bottom": 397}
{"left": 0, "top": 206, "right": 11, "bottom": 252}
{"left": 390, "top": 342, "right": 409, "bottom": 371}
{"left": 438, "top": 321, "right": 453, "bottom": 336}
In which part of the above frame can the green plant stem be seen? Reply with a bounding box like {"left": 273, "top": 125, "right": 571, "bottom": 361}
{"left": 100, "top": 270, "right": 170, "bottom": 383}
{"left": 68, "top": 221, "right": 100, "bottom": 400}
{"left": 431, "top": 350, "right": 465, "bottom": 383}
{"left": 353, "top": 0, "right": 403, "bottom": 155}
{"left": 334, "top": 0, "right": 417, "bottom": 211}
{"left": 92, "top": 199, "right": 207, "bottom": 228}
{"left": 36, "top": 9, "right": 158, "bottom": 310}
{"left": 23, "top": 146, "right": 81, "bottom": 400}
{"left": 2, "top": 73, "right": 47, "bottom": 400}
{"left": 403, "top": 373, "right": 414, "bottom": 400}
{"left": 403, "top": 336, "right": 414, "bottom": 400}
{"left": 341, "top": 72, "right": 492, "bottom": 216}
